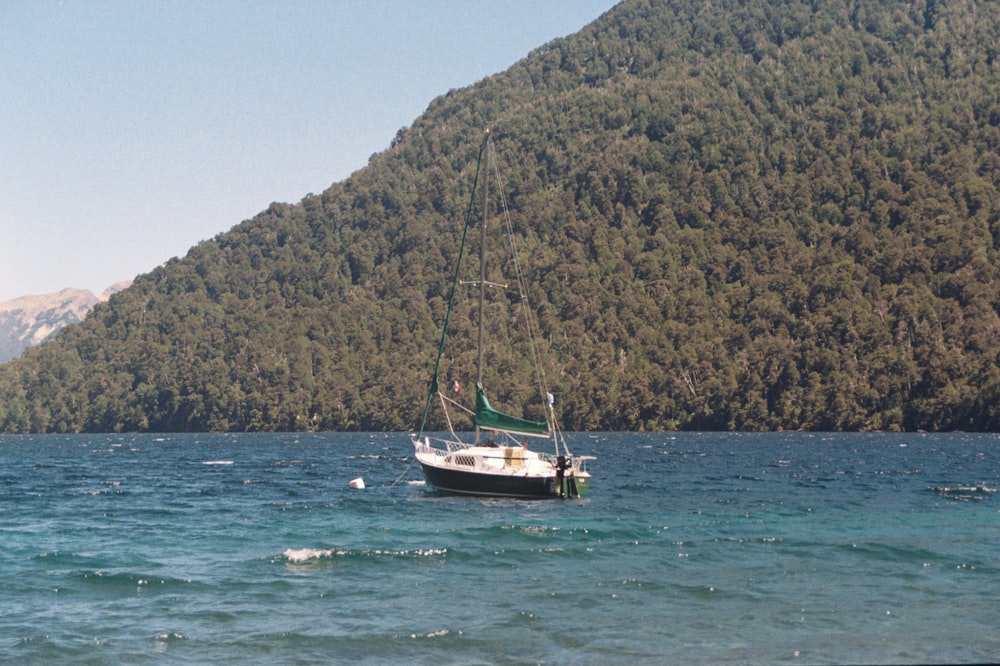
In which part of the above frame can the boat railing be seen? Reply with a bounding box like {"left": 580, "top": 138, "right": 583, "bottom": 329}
{"left": 416, "top": 435, "right": 552, "bottom": 469}
{"left": 415, "top": 435, "right": 469, "bottom": 457}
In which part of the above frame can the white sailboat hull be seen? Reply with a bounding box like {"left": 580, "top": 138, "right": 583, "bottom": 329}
{"left": 413, "top": 436, "right": 591, "bottom": 499}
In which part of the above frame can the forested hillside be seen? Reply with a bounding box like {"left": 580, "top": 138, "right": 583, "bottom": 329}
{"left": 2, "top": 0, "right": 1000, "bottom": 433}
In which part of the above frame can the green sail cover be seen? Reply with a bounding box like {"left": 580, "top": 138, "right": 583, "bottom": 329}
{"left": 474, "top": 387, "right": 550, "bottom": 436}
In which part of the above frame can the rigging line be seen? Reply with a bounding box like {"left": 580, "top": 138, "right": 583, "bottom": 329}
{"left": 438, "top": 391, "right": 459, "bottom": 437}
{"left": 389, "top": 452, "right": 417, "bottom": 488}
{"left": 489, "top": 140, "right": 567, "bottom": 455}
{"left": 440, "top": 392, "right": 475, "bottom": 416}
{"left": 490, "top": 141, "right": 541, "bottom": 385}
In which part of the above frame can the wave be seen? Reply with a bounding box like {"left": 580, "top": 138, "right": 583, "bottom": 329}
{"left": 283, "top": 547, "right": 348, "bottom": 562}
{"left": 931, "top": 484, "right": 997, "bottom": 501}
{"left": 281, "top": 546, "right": 448, "bottom": 564}
{"left": 839, "top": 541, "right": 952, "bottom": 567}
{"left": 53, "top": 568, "right": 200, "bottom": 594}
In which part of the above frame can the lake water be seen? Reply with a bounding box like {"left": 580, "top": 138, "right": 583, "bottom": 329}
{"left": 1, "top": 432, "right": 997, "bottom": 664}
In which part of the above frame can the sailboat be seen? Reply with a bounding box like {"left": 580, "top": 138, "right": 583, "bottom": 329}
{"left": 411, "top": 130, "right": 593, "bottom": 498}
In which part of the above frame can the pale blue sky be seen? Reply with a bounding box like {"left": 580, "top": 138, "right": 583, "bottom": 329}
{"left": 0, "top": 0, "right": 618, "bottom": 302}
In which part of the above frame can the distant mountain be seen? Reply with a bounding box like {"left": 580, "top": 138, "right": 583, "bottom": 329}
{"left": 0, "top": 283, "right": 130, "bottom": 363}
{"left": 2, "top": 0, "right": 1000, "bottom": 433}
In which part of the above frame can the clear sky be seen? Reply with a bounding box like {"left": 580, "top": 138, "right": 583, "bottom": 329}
{"left": 0, "top": 0, "right": 618, "bottom": 303}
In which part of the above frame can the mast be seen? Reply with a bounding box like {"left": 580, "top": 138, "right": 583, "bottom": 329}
{"left": 477, "top": 135, "right": 489, "bottom": 390}
{"left": 474, "top": 131, "right": 491, "bottom": 444}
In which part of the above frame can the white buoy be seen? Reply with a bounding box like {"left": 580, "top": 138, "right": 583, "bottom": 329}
{"left": 349, "top": 477, "right": 365, "bottom": 489}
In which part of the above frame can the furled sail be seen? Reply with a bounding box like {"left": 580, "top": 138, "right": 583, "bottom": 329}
{"left": 474, "top": 387, "right": 550, "bottom": 437}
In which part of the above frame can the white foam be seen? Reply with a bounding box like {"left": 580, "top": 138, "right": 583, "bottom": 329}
{"left": 202, "top": 460, "right": 233, "bottom": 466}
{"left": 281, "top": 547, "right": 446, "bottom": 562}
{"left": 283, "top": 548, "right": 337, "bottom": 562}
{"left": 412, "top": 628, "right": 451, "bottom": 639}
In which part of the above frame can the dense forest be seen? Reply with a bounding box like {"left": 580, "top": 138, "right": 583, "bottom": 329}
{"left": 2, "top": 0, "right": 1000, "bottom": 433}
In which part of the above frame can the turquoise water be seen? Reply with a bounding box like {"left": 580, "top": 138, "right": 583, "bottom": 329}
{"left": 1, "top": 432, "right": 997, "bottom": 664}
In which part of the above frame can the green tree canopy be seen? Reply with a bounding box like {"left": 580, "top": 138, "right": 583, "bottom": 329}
{"left": 3, "top": 0, "right": 1000, "bottom": 433}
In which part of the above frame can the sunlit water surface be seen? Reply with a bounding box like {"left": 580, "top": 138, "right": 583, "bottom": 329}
{"left": 1, "top": 432, "right": 997, "bottom": 664}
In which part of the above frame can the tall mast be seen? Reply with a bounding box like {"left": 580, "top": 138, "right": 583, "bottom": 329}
{"left": 476, "top": 134, "right": 490, "bottom": 390}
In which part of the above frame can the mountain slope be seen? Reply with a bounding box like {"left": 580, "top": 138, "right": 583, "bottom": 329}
{"left": 2, "top": 0, "right": 999, "bottom": 433}
{"left": 0, "top": 289, "right": 98, "bottom": 363}
{"left": 0, "top": 284, "right": 130, "bottom": 363}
